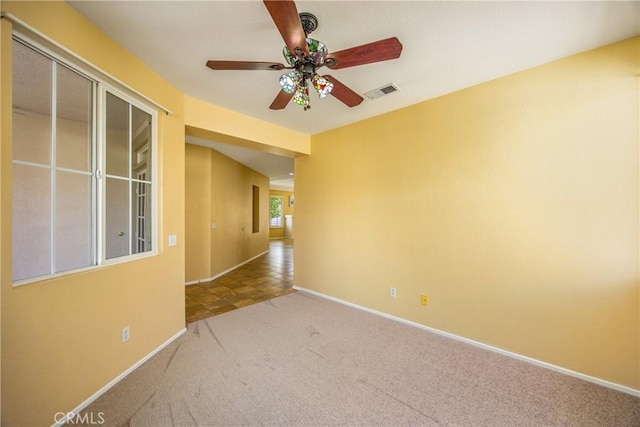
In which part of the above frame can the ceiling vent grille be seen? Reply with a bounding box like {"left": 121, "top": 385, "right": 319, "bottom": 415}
{"left": 364, "top": 83, "right": 400, "bottom": 100}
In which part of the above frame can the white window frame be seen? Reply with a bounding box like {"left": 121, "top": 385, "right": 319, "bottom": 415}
{"left": 11, "top": 34, "right": 159, "bottom": 286}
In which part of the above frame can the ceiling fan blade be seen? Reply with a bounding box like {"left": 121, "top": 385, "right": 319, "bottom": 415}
{"left": 325, "top": 37, "right": 403, "bottom": 70}
{"left": 269, "top": 90, "right": 294, "bottom": 110}
{"left": 206, "top": 60, "right": 285, "bottom": 71}
{"left": 263, "top": 0, "right": 309, "bottom": 58}
{"left": 325, "top": 75, "right": 363, "bottom": 107}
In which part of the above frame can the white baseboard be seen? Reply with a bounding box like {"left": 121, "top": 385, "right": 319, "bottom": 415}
{"left": 52, "top": 327, "right": 187, "bottom": 427}
{"left": 185, "top": 250, "right": 269, "bottom": 286}
{"left": 293, "top": 285, "right": 640, "bottom": 398}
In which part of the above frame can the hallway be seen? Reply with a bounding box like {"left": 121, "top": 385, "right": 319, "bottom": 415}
{"left": 185, "top": 239, "right": 295, "bottom": 323}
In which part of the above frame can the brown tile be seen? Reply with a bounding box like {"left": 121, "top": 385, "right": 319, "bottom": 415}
{"left": 234, "top": 298, "right": 257, "bottom": 308}
{"left": 239, "top": 277, "right": 264, "bottom": 286}
{"left": 185, "top": 285, "right": 208, "bottom": 298}
{"left": 187, "top": 309, "right": 216, "bottom": 323}
{"left": 185, "top": 239, "right": 295, "bottom": 323}
{"left": 211, "top": 305, "right": 237, "bottom": 315}
{"left": 192, "top": 293, "right": 221, "bottom": 306}
{"left": 215, "top": 276, "right": 238, "bottom": 285}
{"left": 197, "top": 281, "right": 219, "bottom": 290}
{"left": 235, "top": 285, "right": 257, "bottom": 294}
{"left": 222, "top": 294, "right": 243, "bottom": 304}
{"left": 253, "top": 279, "right": 278, "bottom": 289}
{"left": 186, "top": 302, "right": 205, "bottom": 315}
{"left": 262, "top": 285, "right": 285, "bottom": 293}
{"left": 202, "top": 298, "right": 234, "bottom": 310}
{"left": 186, "top": 304, "right": 211, "bottom": 323}
{"left": 185, "top": 296, "right": 203, "bottom": 309}
{"left": 251, "top": 294, "right": 273, "bottom": 303}
{"left": 224, "top": 281, "right": 248, "bottom": 290}
{"left": 208, "top": 286, "right": 234, "bottom": 296}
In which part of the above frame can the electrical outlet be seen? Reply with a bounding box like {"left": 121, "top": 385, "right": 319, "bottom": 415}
{"left": 390, "top": 287, "right": 397, "bottom": 298}
{"left": 168, "top": 235, "right": 178, "bottom": 246}
{"left": 122, "top": 326, "right": 130, "bottom": 343}
{"left": 421, "top": 294, "right": 429, "bottom": 306}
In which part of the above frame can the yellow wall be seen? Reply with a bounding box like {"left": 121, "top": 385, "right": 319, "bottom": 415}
{"left": 185, "top": 96, "right": 310, "bottom": 158}
{"left": 0, "top": 16, "right": 8, "bottom": 425}
{"left": 295, "top": 37, "right": 639, "bottom": 390}
{"left": 269, "top": 189, "right": 294, "bottom": 239}
{"left": 1, "top": 2, "right": 186, "bottom": 425}
{"left": 185, "top": 144, "right": 270, "bottom": 283}
{"left": 185, "top": 144, "right": 212, "bottom": 282}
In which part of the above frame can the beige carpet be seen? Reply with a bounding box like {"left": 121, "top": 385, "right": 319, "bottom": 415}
{"left": 81, "top": 291, "right": 640, "bottom": 426}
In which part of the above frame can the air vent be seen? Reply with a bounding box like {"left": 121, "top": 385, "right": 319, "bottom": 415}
{"left": 364, "top": 83, "right": 400, "bottom": 100}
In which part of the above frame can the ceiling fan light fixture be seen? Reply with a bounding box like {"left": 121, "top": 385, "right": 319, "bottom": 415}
{"left": 293, "top": 84, "right": 310, "bottom": 109}
{"left": 283, "top": 38, "right": 328, "bottom": 66}
{"left": 282, "top": 46, "right": 296, "bottom": 66}
{"left": 279, "top": 70, "right": 302, "bottom": 94}
{"left": 312, "top": 74, "right": 333, "bottom": 98}
{"left": 207, "top": 3, "right": 400, "bottom": 111}
{"left": 307, "top": 38, "right": 328, "bottom": 64}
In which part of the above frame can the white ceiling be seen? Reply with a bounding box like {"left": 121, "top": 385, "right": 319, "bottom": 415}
{"left": 186, "top": 134, "right": 296, "bottom": 190}
{"left": 67, "top": 0, "right": 639, "bottom": 190}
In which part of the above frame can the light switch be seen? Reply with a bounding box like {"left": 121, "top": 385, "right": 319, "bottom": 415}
{"left": 168, "top": 234, "right": 177, "bottom": 246}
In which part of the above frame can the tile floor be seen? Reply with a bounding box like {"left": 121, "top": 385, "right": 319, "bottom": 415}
{"left": 185, "top": 239, "right": 295, "bottom": 323}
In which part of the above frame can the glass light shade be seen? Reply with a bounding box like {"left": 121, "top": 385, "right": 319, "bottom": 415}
{"left": 279, "top": 71, "right": 302, "bottom": 94}
{"left": 312, "top": 74, "right": 333, "bottom": 98}
{"left": 282, "top": 38, "right": 328, "bottom": 66}
{"left": 307, "top": 38, "right": 328, "bottom": 64}
{"left": 293, "top": 85, "right": 310, "bottom": 107}
{"left": 282, "top": 45, "right": 296, "bottom": 66}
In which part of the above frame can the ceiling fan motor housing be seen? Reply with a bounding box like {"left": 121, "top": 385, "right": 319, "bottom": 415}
{"left": 299, "top": 12, "right": 318, "bottom": 35}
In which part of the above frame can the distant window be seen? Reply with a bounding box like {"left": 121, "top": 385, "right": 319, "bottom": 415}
{"left": 270, "top": 196, "right": 283, "bottom": 227}
{"left": 12, "top": 38, "right": 157, "bottom": 284}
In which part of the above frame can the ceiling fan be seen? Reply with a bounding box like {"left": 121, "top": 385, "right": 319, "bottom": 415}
{"left": 206, "top": 0, "right": 403, "bottom": 111}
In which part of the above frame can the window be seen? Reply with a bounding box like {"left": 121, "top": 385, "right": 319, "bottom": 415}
{"left": 270, "top": 196, "right": 283, "bottom": 228}
{"left": 12, "top": 38, "right": 156, "bottom": 283}
{"left": 104, "top": 92, "right": 154, "bottom": 259}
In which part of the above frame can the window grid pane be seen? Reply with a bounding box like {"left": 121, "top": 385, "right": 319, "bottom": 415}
{"left": 132, "top": 181, "right": 152, "bottom": 254}
{"left": 56, "top": 171, "right": 93, "bottom": 272}
{"left": 56, "top": 64, "right": 92, "bottom": 172}
{"left": 105, "top": 177, "right": 130, "bottom": 259}
{"left": 12, "top": 41, "right": 52, "bottom": 166}
{"left": 12, "top": 164, "right": 52, "bottom": 281}
{"left": 105, "top": 93, "right": 130, "bottom": 178}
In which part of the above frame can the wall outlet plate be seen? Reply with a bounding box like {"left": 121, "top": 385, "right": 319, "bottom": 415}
{"left": 421, "top": 294, "right": 429, "bottom": 306}
{"left": 390, "top": 287, "right": 397, "bottom": 298}
{"left": 122, "top": 326, "right": 130, "bottom": 343}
